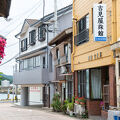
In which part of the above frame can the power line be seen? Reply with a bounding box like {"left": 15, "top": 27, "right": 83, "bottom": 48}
{"left": 0, "top": 53, "right": 19, "bottom": 66}
{"left": 0, "top": 0, "right": 42, "bottom": 32}
{"left": 6, "top": 42, "right": 18, "bottom": 48}
{"left": 3, "top": 0, "right": 43, "bottom": 37}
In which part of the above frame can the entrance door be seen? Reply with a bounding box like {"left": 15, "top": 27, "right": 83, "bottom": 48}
{"left": 91, "top": 69, "right": 102, "bottom": 99}
{"left": 43, "top": 86, "right": 50, "bottom": 107}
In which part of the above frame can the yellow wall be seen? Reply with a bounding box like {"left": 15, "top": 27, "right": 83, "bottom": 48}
{"left": 72, "top": 0, "right": 117, "bottom": 71}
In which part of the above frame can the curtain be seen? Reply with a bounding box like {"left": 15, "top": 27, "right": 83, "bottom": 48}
{"left": 91, "top": 69, "right": 102, "bottom": 99}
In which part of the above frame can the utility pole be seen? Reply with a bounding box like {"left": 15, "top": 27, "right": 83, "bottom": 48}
{"left": 43, "top": 0, "right": 45, "bottom": 18}
{"left": 54, "top": 0, "right": 57, "bottom": 36}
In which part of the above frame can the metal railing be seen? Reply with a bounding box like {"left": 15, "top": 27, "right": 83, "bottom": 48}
{"left": 74, "top": 29, "right": 89, "bottom": 46}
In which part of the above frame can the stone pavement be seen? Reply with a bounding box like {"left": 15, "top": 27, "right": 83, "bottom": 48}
{"left": 0, "top": 103, "right": 91, "bottom": 120}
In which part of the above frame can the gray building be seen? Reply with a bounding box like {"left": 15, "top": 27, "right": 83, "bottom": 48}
{"left": 13, "top": 5, "right": 72, "bottom": 107}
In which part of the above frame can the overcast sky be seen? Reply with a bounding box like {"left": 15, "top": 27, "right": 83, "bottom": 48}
{"left": 0, "top": 0, "right": 72, "bottom": 75}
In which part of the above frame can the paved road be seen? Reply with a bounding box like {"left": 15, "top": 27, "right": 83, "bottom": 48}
{"left": 0, "top": 103, "right": 80, "bottom": 120}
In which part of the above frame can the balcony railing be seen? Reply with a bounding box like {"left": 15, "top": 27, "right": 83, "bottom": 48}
{"left": 13, "top": 67, "right": 49, "bottom": 85}
{"left": 74, "top": 29, "right": 89, "bottom": 46}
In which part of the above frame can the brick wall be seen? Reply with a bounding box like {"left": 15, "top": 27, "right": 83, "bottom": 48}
{"left": 87, "top": 100, "right": 101, "bottom": 115}
{"left": 109, "top": 65, "right": 117, "bottom": 106}
{"left": 74, "top": 71, "right": 78, "bottom": 97}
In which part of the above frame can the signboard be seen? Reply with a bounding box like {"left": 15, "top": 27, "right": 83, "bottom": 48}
{"left": 93, "top": 4, "right": 107, "bottom": 41}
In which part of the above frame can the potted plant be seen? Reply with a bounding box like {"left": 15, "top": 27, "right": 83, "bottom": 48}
{"left": 61, "top": 99, "right": 69, "bottom": 114}
{"left": 51, "top": 93, "right": 62, "bottom": 112}
{"left": 68, "top": 102, "right": 74, "bottom": 116}
{"left": 100, "top": 101, "right": 104, "bottom": 110}
{"left": 74, "top": 97, "right": 86, "bottom": 115}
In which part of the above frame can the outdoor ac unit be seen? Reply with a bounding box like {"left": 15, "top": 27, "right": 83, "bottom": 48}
{"left": 61, "top": 66, "right": 67, "bottom": 74}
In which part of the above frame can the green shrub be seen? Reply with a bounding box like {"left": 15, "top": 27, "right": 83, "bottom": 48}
{"left": 68, "top": 102, "right": 74, "bottom": 111}
{"left": 61, "top": 99, "right": 69, "bottom": 114}
{"left": 51, "top": 93, "right": 61, "bottom": 112}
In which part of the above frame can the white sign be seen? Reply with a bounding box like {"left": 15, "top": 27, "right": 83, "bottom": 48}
{"left": 93, "top": 4, "right": 107, "bottom": 41}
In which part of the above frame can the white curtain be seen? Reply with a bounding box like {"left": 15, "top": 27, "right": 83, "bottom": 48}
{"left": 91, "top": 69, "right": 102, "bottom": 99}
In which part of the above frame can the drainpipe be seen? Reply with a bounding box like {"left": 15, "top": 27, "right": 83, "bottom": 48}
{"left": 47, "top": 24, "right": 49, "bottom": 69}
{"left": 71, "top": 1, "right": 77, "bottom": 73}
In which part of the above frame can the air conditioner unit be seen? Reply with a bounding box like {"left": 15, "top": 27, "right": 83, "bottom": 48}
{"left": 61, "top": 66, "right": 67, "bottom": 74}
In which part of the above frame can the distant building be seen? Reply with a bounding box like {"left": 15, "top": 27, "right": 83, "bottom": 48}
{"left": 1, "top": 80, "right": 10, "bottom": 87}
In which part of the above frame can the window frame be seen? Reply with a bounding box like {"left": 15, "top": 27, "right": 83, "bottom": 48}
{"left": 21, "top": 38, "right": 27, "bottom": 52}
{"left": 29, "top": 30, "right": 36, "bottom": 45}
{"left": 38, "top": 24, "right": 46, "bottom": 42}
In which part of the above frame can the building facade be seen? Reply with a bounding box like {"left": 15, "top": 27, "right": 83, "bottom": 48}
{"left": 110, "top": 0, "right": 120, "bottom": 108}
{"left": 49, "top": 27, "right": 73, "bottom": 103}
{"left": 72, "top": 0, "right": 117, "bottom": 117}
{"left": 13, "top": 5, "right": 72, "bottom": 107}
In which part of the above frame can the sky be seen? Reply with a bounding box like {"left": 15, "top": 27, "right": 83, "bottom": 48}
{"left": 0, "top": 0, "right": 72, "bottom": 75}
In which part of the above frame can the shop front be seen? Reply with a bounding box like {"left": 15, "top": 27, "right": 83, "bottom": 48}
{"left": 74, "top": 65, "right": 116, "bottom": 117}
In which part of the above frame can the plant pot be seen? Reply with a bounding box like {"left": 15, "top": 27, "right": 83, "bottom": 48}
{"left": 69, "top": 111, "right": 73, "bottom": 117}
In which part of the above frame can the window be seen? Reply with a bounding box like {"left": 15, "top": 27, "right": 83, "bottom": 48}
{"left": 20, "top": 60, "right": 24, "bottom": 71}
{"left": 38, "top": 24, "right": 46, "bottom": 41}
{"left": 56, "top": 49, "right": 60, "bottom": 64}
{"left": 35, "top": 56, "right": 40, "bottom": 67}
{"left": 64, "top": 44, "right": 68, "bottom": 55}
{"left": 77, "top": 14, "right": 89, "bottom": 34}
{"left": 64, "top": 44, "right": 68, "bottom": 62}
{"left": 49, "top": 53, "right": 53, "bottom": 72}
{"left": 56, "top": 49, "right": 60, "bottom": 59}
{"left": 43, "top": 56, "right": 46, "bottom": 68}
{"left": 23, "top": 59, "right": 28, "bottom": 70}
{"left": 28, "top": 58, "right": 34, "bottom": 69}
{"left": 21, "top": 38, "right": 27, "bottom": 52}
{"left": 78, "top": 70, "right": 89, "bottom": 98}
{"left": 68, "top": 81, "right": 73, "bottom": 101}
{"left": 75, "top": 14, "right": 89, "bottom": 46}
{"left": 91, "top": 68, "right": 102, "bottom": 99}
{"left": 29, "top": 30, "right": 36, "bottom": 45}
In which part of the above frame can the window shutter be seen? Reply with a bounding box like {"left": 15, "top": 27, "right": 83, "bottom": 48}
{"left": 24, "top": 38, "right": 27, "bottom": 50}
{"left": 38, "top": 24, "right": 46, "bottom": 42}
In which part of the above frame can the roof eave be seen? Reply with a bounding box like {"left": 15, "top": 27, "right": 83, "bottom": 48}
{"left": 48, "top": 27, "right": 72, "bottom": 46}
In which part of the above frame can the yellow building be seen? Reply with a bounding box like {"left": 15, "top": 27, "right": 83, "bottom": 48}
{"left": 72, "top": 0, "right": 119, "bottom": 117}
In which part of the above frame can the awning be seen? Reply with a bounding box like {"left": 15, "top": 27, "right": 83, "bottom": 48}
{"left": 48, "top": 27, "right": 72, "bottom": 46}
{"left": 51, "top": 81, "right": 60, "bottom": 83}
{"left": 111, "top": 41, "right": 120, "bottom": 50}
{"left": 59, "top": 73, "right": 73, "bottom": 76}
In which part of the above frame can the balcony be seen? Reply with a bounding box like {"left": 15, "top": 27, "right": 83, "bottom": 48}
{"left": 60, "top": 55, "right": 69, "bottom": 64}
{"left": 74, "top": 29, "right": 89, "bottom": 46}
{"left": 13, "top": 67, "right": 49, "bottom": 85}
{"left": 54, "top": 54, "right": 71, "bottom": 66}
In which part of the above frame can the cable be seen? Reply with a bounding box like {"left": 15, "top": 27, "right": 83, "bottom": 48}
{"left": 0, "top": 53, "right": 19, "bottom": 66}
{"left": 6, "top": 42, "right": 18, "bottom": 48}
{"left": 3, "top": 0, "right": 43, "bottom": 36}
{"left": 0, "top": 0, "right": 42, "bottom": 32}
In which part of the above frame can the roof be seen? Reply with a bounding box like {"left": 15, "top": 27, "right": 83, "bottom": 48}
{"left": 15, "top": 19, "right": 39, "bottom": 37}
{"left": 48, "top": 27, "right": 72, "bottom": 46}
{"left": 16, "top": 4, "right": 72, "bottom": 37}
{"left": 31, "top": 4, "right": 72, "bottom": 27}
{"left": 0, "top": 0, "right": 11, "bottom": 18}
{"left": 26, "top": 19, "right": 38, "bottom": 26}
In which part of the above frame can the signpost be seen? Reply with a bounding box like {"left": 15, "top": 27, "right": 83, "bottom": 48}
{"left": 93, "top": 4, "right": 107, "bottom": 41}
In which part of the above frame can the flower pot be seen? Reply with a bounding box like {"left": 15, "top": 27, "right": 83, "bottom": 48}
{"left": 69, "top": 111, "right": 73, "bottom": 117}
